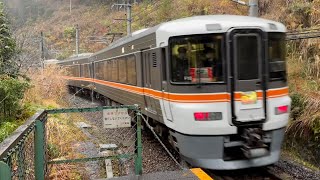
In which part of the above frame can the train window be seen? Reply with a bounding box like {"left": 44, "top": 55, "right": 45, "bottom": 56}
{"left": 236, "top": 35, "right": 259, "bottom": 80}
{"left": 111, "top": 60, "right": 118, "bottom": 81}
{"left": 76, "top": 65, "right": 80, "bottom": 77}
{"left": 119, "top": 58, "right": 127, "bottom": 83}
{"left": 82, "top": 64, "right": 90, "bottom": 78}
{"left": 268, "top": 33, "right": 286, "bottom": 81}
{"left": 65, "top": 66, "right": 72, "bottom": 76}
{"left": 69, "top": 65, "right": 80, "bottom": 77}
{"left": 96, "top": 62, "right": 103, "bottom": 80}
{"left": 103, "top": 61, "right": 108, "bottom": 80}
{"left": 107, "top": 61, "right": 112, "bottom": 81}
{"left": 127, "top": 55, "right": 137, "bottom": 85}
{"left": 170, "top": 34, "right": 224, "bottom": 84}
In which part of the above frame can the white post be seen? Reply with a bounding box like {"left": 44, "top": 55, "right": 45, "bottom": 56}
{"left": 249, "top": 0, "right": 259, "bottom": 17}
{"left": 76, "top": 24, "right": 79, "bottom": 56}
{"left": 70, "top": 0, "right": 72, "bottom": 13}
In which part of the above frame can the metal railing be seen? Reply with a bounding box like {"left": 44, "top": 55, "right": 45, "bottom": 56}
{"left": 0, "top": 105, "right": 142, "bottom": 180}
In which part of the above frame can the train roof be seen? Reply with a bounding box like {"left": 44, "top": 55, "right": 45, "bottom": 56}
{"left": 56, "top": 53, "right": 93, "bottom": 65}
{"left": 94, "top": 15, "right": 286, "bottom": 55}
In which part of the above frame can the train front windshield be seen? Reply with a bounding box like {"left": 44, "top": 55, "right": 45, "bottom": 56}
{"left": 170, "top": 34, "right": 224, "bottom": 83}
{"left": 268, "top": 33, "right": 286, "bottom": 81}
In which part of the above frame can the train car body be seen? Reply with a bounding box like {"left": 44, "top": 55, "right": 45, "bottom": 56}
{"left": 58, "top": 15, "right": 291, "bottom": 170}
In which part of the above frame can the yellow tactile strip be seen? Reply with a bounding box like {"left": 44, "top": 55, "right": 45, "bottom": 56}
{"left": 190, "top": 168, "right": 213, "bottom": 180}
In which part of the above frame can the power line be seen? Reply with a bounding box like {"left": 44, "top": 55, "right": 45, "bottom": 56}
{"left": 286, "top": 31, "right": 320, "bottom": 40}
{"left": 111, "top": 2, "right": 132, "bottom": 35}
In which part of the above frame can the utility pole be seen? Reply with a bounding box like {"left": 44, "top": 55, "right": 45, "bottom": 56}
{"left": 249, "top": 0, "right": 259, "bottom": 17}
{"left": 112, "top": 1, "right": 132, "bottom": 35}
{"left": 127, "top": 3, "right": 132, "bottom": 35}
{"left": 76, "top": 24, "right": 79, "bottom": 56}
{"left": 231, "top": 0, "right": 259, "bottom": 17}
{"left": 40, "top": 32, "right": 45, "bottom": 70}
{"left": 70, "top": 0, "right": 72, "bottom": 14}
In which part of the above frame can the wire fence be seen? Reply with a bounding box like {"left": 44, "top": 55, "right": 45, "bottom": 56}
{"left": 0, "top": 105, "right": 142, "bottom": 180}
{"left": 0, "top": 111, "right": 47, "bottom": 180}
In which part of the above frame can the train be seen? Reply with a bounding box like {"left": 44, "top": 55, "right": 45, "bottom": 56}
{"left": 57, "top": 15, "right": 291, "bottom": 170}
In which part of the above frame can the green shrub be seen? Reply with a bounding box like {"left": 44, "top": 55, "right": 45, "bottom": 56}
{"left": 0, "top": 121, "right": 19, "bottom": 142}
{"left": 290, "top": 92, "right": 305, "bottom": 120}
{"left": 0, "top": 75, "right": 29, "bottom": 119}
{"left": 64, "top": 26, "right": 76, "bottom": 39}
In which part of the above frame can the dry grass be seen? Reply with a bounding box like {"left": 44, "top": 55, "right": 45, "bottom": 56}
{"left": 23, "top": 65, "right": 68, "bottom": 106}
{"left": 23, "top": 65, "right": 89, "bottom": 179}
{"left": 286, "top": 88, "right": 320, "bottom": 139}
{"left": 47, "top": 114, "right": 88, "bottom": 180}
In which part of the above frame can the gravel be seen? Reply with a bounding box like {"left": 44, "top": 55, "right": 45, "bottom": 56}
{"left": 66, "top": 94, "right": 181, "bottom": 178}
{"left": 66, "top": 93, "right": 320, "bottom": 179}
{"left": 270, "top": 156, "right": 320, "bottom": 180}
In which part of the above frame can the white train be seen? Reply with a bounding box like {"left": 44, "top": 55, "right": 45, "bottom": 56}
{"left": 58, "top": 15, "right": 291, "bottom": 170}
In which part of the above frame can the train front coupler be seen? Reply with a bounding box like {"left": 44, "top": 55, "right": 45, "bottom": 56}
{"left": 241, "top": 127, "right": 269, "bottom": 159}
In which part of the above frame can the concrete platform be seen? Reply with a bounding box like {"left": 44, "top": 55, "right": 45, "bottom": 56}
{"left": 99, "top": 168, "right": 212, "bottom": 180}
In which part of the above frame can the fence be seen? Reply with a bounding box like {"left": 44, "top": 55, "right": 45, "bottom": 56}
{"left": 0, "top": 105, "right": 142, "bottom": 180}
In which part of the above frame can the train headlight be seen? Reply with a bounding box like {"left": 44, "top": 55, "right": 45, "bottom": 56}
{"left": 275, "top": 105, "right": 288, "bottom": 115}
{"left": 194, "top": 112, "right": 222, "bottom": 121}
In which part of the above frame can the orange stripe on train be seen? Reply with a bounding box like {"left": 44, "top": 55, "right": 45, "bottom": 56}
{"left": 63, "top": 76, "right": 288, "bottom": 103}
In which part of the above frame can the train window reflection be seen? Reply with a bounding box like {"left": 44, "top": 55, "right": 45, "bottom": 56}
{"left": 268, "top": 33, "right": 286, "bottom": 81}
{"left": 170, "top": 34, "right": 224, "bottom": 83}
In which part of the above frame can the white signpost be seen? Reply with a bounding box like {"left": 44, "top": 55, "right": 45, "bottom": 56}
{"left": 103, "top": 108, "right": 131, "bottom": 129}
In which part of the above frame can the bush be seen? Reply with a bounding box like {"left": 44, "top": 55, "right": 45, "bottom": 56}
{"left": 0, "top": 121, "right": 19, "bottom": 142}
{"left": 0, "top": 75, "right": 29, "bottom": 119}
{"left": 290, "top": 92, "right": 305, "bottom": 119}
{"left": 64, "top": 26, "right": 76, "bottom": 39}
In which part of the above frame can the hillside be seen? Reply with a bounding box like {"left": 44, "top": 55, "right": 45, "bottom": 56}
{"left": 7, "top": 0, "right": 320, "bottom": 168}
{"left": 9, "top": 0, "right": 247, "bottom": 61}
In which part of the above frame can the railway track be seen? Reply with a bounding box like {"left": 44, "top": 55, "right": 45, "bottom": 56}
{"left": 204, "top": 167, "right": 286, "bottom": 180}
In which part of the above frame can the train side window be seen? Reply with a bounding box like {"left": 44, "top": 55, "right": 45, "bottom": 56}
{"left": 66, "top": 66, "right": 72, "bottom": 76}
{"left": 107, "top": 61, "right": 112, "bottom": 81}
{"left": 95, "top": 63, "right": 98, "bottom": 79}
{"left": 119, "top": 57, "right": 127, "bottom": 83}
{"left": 82, "top": 64, "right": 87, "bottom": 78}
{"left": 103, "top": 61, "right": 108, "bottom": 80}
{"left": 96, "top": 62, "right": 103, "bottom": 80}
{"left": 111, "top": 59, "right": 119, "bottom": 82}
{"left": 100, "top": 62, "right": 104, "bottom": 80}
{"left": 268, "top": 33, "right": 286, "bottom": 81}
{"left": 85, "top": 64, "right": 90, "bottom": 78}
{"left": 72, "top": 65, "right": 80, "bottom": 77}
{"left": 127, "top": 55, "right": 137, "bottom": 85}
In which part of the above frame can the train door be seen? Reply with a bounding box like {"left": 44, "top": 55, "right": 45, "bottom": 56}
{"left": 142, "top": 51, "right": 156, "bottom": 113}
{"left": 229, "top": 29, "right": 266, "bottom": 125}
{"left": 161, "top": 48, "right": 173, "bottom": 121}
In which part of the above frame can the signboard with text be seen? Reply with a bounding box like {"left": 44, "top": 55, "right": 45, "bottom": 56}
{"left": 103, "top": 108, "right": 131, "bottom": 129}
